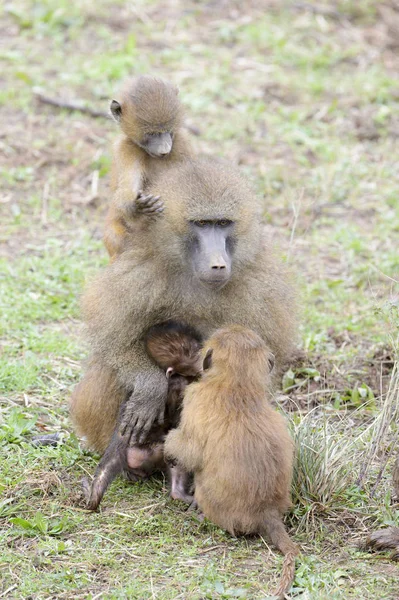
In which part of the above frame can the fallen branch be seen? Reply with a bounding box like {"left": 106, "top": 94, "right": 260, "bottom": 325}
{"left": 35, "top": 92, "right": 110, "bottom": 119}
{"left": 292, "top": 2, "right": 344, "bottom": 21}
{"left": 34, "top": 91, "right": 201, "bottom": 134}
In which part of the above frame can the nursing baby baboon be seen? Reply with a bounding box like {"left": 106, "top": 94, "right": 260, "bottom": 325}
{"left": 70, "top": 157, "right": 297, "bottom": 459}
{"left": 164, "top": 325, "right": 298, "bottom": 599}
{"left": 84, "top": 321, "right": 202, "bottom": 510}
{"left": 105, "top": 75, "right": 193, "bottom": 258}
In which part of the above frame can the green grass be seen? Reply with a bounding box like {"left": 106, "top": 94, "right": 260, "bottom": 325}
{"left": 1, "top": 0, "right": 399, "bottom": 598}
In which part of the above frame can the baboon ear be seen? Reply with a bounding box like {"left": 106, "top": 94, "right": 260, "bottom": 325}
{"left": 203, "top": 348, "right": 213, "bottom": 371}
{"left": 110, "top": 99, "right": 122, "bottom": 121}
{"left": 268, "top": 353, "right": 275, "bottom": 373}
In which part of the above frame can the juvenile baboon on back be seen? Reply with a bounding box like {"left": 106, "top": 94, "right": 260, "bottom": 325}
{"left": 84, "top": 321, "right": 202, "bottom": 510}
{"left": 105, "top": 76, "right": 193, "bottom": 258}
{"left": 70, "top": 157, "right": 297, "bottom": 455}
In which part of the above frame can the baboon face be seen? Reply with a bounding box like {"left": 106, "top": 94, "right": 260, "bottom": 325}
{"left": 188, "top": 219, "right": 235, "bottom": 289}
{"left": 110, "top": 76, "right": 181, "bottom": 157}
{"left": 150, "top": 158, "right": 262, "bottom": 289}
{"left": 139, "top": 131, "right": 173, "bottom": 157}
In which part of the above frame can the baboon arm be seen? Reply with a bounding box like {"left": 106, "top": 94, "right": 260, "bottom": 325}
{"left": 105, "top": 141, "right": 146, "bottom": 257}
{"left": 164, "top": 426, "right": 204, "bottom": 472}
{"left": 83, "top": 263, "right": 170, "bottom": 443}
{"left": 121, "top": 364, "right": 169, "bottom": 444}
{"left": 111, "top": 138, "right": 144, "bottom": 205}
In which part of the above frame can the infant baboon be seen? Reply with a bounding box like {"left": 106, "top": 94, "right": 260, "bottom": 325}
{"left": 85, "top": 321, "right": 202, "bottom": 510}
{"left": 105, "top": 75, "right": 193, "bottom": 258}
{"left": 164, "top": 325, "right": 298, "bottom": 599}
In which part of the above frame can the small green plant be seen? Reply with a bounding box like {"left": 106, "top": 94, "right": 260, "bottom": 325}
{"left": 9, "top": 512, "right": 69, "bottom": 537}
{"left": 0, "top": 407, "right": 36, "bottom": 444}
{"left": 290, "top": 413, "right": 357, "bottom": 510}
{"left": 334, "top": 382, "right": 376, "bottom": 410}
{"left": 282, "top": 367, "right": 321, "bottom": 393}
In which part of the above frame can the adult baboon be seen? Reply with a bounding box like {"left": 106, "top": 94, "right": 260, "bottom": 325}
{"left": 70, "top": 157, "right": 297, "bottom": 452}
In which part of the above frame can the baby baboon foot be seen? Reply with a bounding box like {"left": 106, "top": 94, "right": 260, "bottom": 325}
{"left": 124, "top": 468, "right": 147, "bottom": 482}
{"left": 186, "top": 499, "right": 204, "bottom": 520}
{"left": 188, "top": 498, "right": 202, "bottom": 515}
{"left": 170, "top": 488, "right": 194, "bottom": 504}
{"left": 136, "top": 191, "right": 164, "bottom": 215}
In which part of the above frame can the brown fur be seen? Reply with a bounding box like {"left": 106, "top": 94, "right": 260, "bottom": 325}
{"left": 366, "top": 527, "right": 399, "bottom": 561}
{"left": 84, "top": 322, "right": 201, "bottom": 510}
{"left": 104, "top": 75, "right": 193, "bottom": 258}
{"left": 164, "top": 325, "right": 298, "bottom": 599}
{"left": 364, "top": 451, "right": 399, "bottom": 561}
{"left": 70, "top": 360, "right": 126, "bottom": 453}
{"left": 145, "top": 321, "right": 203, "bottom": 380}
{"left": 70, "top": 157, "right": 297, "bottom": 456}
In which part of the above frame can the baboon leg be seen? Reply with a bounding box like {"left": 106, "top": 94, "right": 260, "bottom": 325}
{"left": 84, "top": 422, "right": 129, "bottom": 511}
{"left": 168, "top": 464, "right": 193, "bottom": 504}
{"left": 70, "top": 361, "right": 126, "bottom": 454}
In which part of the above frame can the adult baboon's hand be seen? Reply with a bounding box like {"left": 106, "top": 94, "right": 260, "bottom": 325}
{"left": 121, "top": 371, "right": 168, "bottom": 445}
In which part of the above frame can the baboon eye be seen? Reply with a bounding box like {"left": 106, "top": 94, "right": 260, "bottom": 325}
{"left": 217, "top": 220, "right": 231, "bottom": 227}
{"left": 196, "top": 220, "right": 208, "bottom": 227}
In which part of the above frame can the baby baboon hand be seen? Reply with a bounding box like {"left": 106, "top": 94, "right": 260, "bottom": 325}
{"left": 135, "top": 191, "right": 164, "bottom": 215}
{"left": 121, "top": 192, "right": 164, "bottom": 221}
{"left": 121, "top": 392, "right": 165, "bottom": 445}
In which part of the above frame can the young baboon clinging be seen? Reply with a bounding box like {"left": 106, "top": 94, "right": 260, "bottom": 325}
{"left": 164, "top": 325, "right": 298, "bottom": 599}
{"left": 104, "top": 75, "right": 193, "bottom": 258}
{"left": 84, "top": 321, "right": 202, "bottom": 510}
{"left": 70, "top": 157, "right": 297, "bottom": 455}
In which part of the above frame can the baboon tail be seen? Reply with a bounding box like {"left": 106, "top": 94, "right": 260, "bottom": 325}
{"left": 273, "top": 551, "right": 297, "bottom": 599}
{"left": 262, "top": 512, "right": 299, "bottom": 599}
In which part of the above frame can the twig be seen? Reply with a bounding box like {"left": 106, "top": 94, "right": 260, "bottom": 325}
{"left": 90, "top": 169, "right": 99, "bottom": 202}
{"left": 35, "top": 92, "right": 109, "bottom": 119}
{"left": 41, "top": 181, "right": 49, "bottom": 224}
{"left": 199, "top": 544, "right": 226, "bottom": 554}
{"left": 292, "top": 2, "right": 344, "bottom": 21}
{"left": 287, "top": 188, "right": 304, "bottom": 262}
{"left": 0, "top": 585, "right": 18, "bottom": 598}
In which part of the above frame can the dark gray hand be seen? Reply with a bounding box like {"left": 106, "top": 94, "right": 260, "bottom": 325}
{"left": 120, "top": 371, "right": 168, "bottom": 444}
